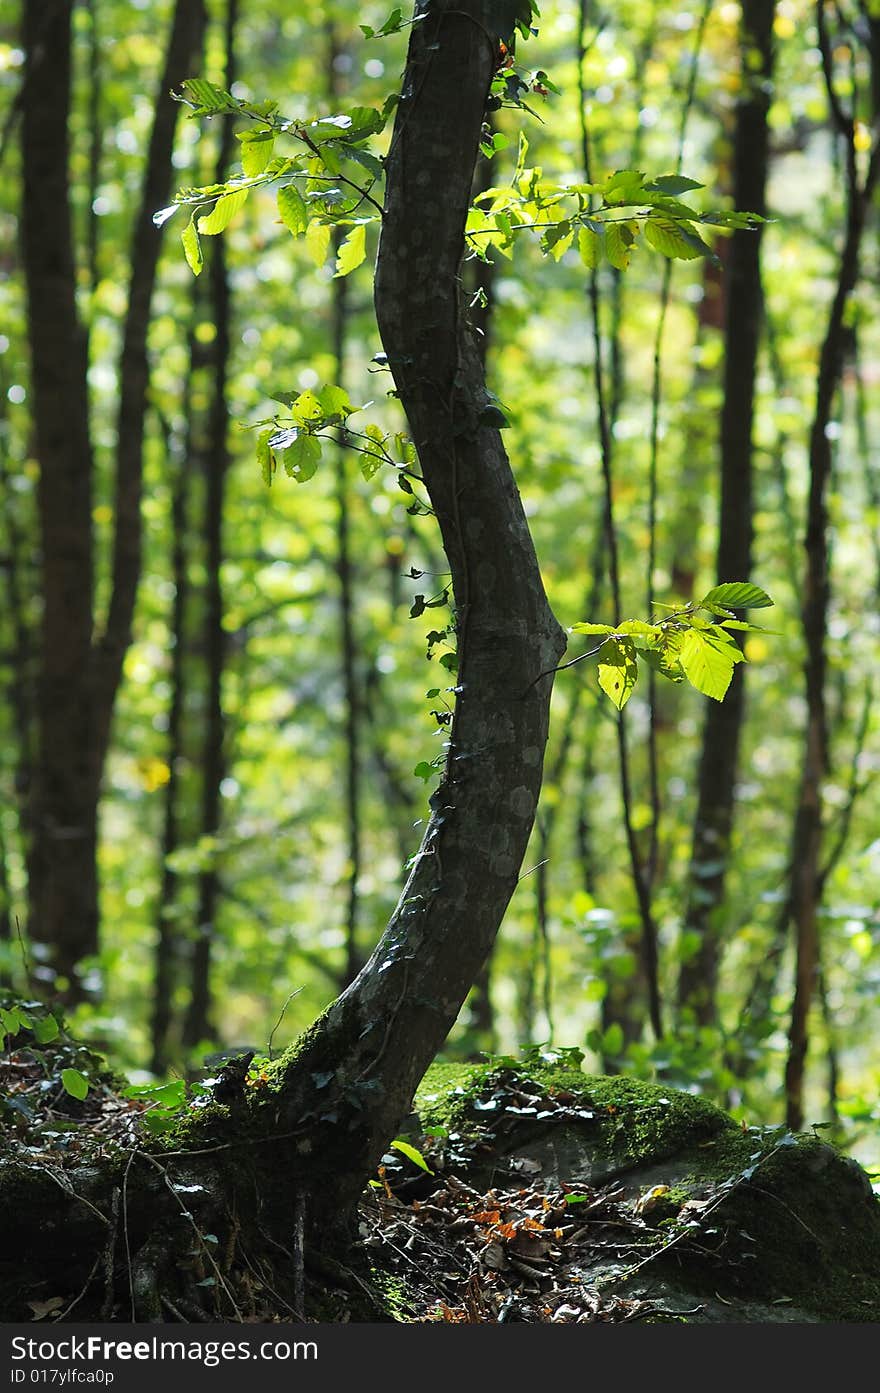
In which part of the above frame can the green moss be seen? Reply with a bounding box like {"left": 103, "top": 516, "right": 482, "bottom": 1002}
{"left": 412, "top": 1054, "right": 880, "bottom": 1323}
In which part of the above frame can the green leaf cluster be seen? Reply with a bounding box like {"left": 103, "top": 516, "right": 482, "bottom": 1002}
{"left": 571, "top": 583, "right": 774, "bottom": 709}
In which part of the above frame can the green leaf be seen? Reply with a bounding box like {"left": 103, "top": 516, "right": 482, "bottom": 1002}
{"left": 601, "top": 1023, "right": 624, "bottom": 1055}
{"left": 390, "top": 1138, "right": 434, "bottom": 1174}
{"left": 0, "top": 1007, "right": 21, "bottom": 1037}
{"left": 180, "top": 79, "right": 238, "bottom": 114}
{"left": 282, "top": 433, "right": 322, "bottom": 482}
{"left": 317, "top": 384, "right": 352, "bottom": 421}
{"left": 277, "top": 183, "right": 309, "bottom": 236}
{"left": 597, "top": 636, "right": 638, "bottom": 709}
{"left": 578, "top": 225, "right": 602, "bottom": 269}
{"left": 181, "top": 218, "right": 203, "bottom": 276}
{"left": 198, "top": 188, "right": 249, "bottom": 236}
{"left": 644, "top": 215, "right": 708, "bottom": 260}
{"left": 305, "top": 221, "right": 331, "bottom": 267}
{"left": 334, "top": 223, "right": 367, "bottom": 278}
{"left": 603, "top": 169, "right": 647, "bottom": 204}
{"left": 699, "top": 582, "right": 774, "bottom": 611}
{"left": 570, "top": 622, "right": 613, "bottom": 635}
{"left": 646, "top": 174, "right": 704, "bottom": 196}
{"left": 604, "top": 220, "right": 637, "bottom": 270}
{"left": 413, "top": 762, "right": 435, "bottom": 781}
{"left": 616, "top": 619, "right": 662, "bottom": 646}
{"left": 237, "top": 128, "right": 275, "bottom": 177}
{"left": 61, "top": 1068, "right": 89, "bottom": 1101}
{"left": 256, "top": 428, "right": 275, "bottom": 486}
{"left": 679, "top": 629, "right": 736, "bottom": 701}
{"left": 33, "top": 1015, "right": 60, "bottom": 1044}
{"left": 291, "top": 389, "right": 324, "bottom": 425}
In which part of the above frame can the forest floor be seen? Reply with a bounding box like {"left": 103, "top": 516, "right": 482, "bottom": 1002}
{"left": 0, "top": 1040, "right": 683, "bottom": 1324}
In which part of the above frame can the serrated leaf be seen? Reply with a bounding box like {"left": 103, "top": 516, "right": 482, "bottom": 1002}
{"left": 305, "top": 220, "right": 331, "bottom": 267}
{"left": 570, "top": 622, "right": 614, "bottom": 635}
{"left": 597, "top": 637, "right": 638, "bottom": 709}
{"left": 291, "top": 389, "right": 323, "bottom": 425}
{"left": 645, "top": 215, "right": 707, "bottom": 260}
{"left": 616, "top": 619, "right": 663, "bottom": 649}
{"left": 646, "top": 174, "right": 704, "bottom": 196}
{"left": 181, "top": 218, "right": 203, "bottom": 275}
{"left": 256, "top": 428, "right": 275, "bottom": 486}
{"left": 334, "top": 223, "right": 367, "bottom": 277}
{"left": 699, "top": 582, "right": 774, "bottom": 610}
{"left": 578, "top": 225, "right": 601, "bottom": 269}
{"left": 282, "top": 433, "right": 322, "bottom": 482}
{"left": 237, "top": 128, "right": 275, "bottom": 177}
{"left": 277, "top": 183, "right": 309, "bottom": 236}
{"left": 390, "top": 1138, "right": 434, "bottom": 1174}
{"left": 198, "top": 188, "right": 249, "bottom": 236}
{"left": 180, "top": 79, "right": 237, "bottom": 114}
{"left": 604, "top": 220, "right": 637, "bottom": 270}
{"left": 61, "top": 1068, "right": 89, "bottom": 1101}
{"left": 317, "top": 384, "right": 352, "bottom": 420}
{"left": 679, "top": 629, "right": 736, "bottom": 701}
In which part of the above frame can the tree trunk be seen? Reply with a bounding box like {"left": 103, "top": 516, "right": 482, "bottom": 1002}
{"left": 678, "top": 0, "right": 774, "bottom": 1027}
{"left": 783, "top": 7, "right": 879, "bottom": 1129}
{"left": 267, "top": 0, "right": 566, "bottom": 1224}
{"left": 21, "top": 0, "right": 99, "bottom": 986}
{"left": 22, "top": 0, "right": 206, "bottom": 990}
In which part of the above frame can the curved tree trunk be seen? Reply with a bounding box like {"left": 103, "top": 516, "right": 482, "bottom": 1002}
{"left": 0, "top": 2, "right": 566, "bottom": 1315}
{"left": 267, "top": 0, "right": 566, "bottom": 1224}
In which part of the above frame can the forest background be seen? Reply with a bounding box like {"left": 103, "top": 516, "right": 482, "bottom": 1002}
{"left": 1, "top": 0, "right": 878, "bottom": 1172}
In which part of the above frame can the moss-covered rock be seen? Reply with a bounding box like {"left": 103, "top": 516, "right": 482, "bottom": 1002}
{"left": 409, "top": 1057, "right": 880, "bottom": 1323}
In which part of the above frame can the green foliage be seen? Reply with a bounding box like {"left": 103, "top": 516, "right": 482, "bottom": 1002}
{"left": 571, "top": 584, "right": 774, "bottom": 707}
{"left": 60, "top": 1068, "right": 89, "bottom": 1101}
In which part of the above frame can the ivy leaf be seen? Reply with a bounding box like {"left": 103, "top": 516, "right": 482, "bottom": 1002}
{"left": 61, "top": 1068, "right": 89, "bottom": 1101}
{"left": 181, "top": 218, "right": 203, "bottom": 275}
{"left": 198, "top": 188, "right": 249, "bottom": 236}
{"left": 277, "top": 184, "right": 309, "bottom": 236}
{"left": 699, "top": 582, "right": 774, "bottom": 611}
{"left": 597, "top": 636, "right": 638, "bottom": 709}
{"left": 282, "top": 434, "right": 322, "bottom": 482}
{"left": 679, "top": 629, "right": 737, "bottom": 701}
{"left": 334, "top": 223, "right": 367, "bottom": 278}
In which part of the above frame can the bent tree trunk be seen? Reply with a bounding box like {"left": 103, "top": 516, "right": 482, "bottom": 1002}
{"left": 1, "top": 1, "right": 565, "bottom": 1318}
{"left": 272, "top": 0, "right": 565, "bottom": 1221}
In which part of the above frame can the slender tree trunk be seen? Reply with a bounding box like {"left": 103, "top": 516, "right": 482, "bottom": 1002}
{"left": 21, "top": 0, "right": 98, "bottom": 986}
{"left": 22, "top": 0, "right": 205, "bottom": 990}
{"left": 678, "top": 0, "right": 774, "bottom": 1026}
{"left": 326, "top": 26, "right": 365, "bottom": 989}
{"left": 183, "top": 0, "right": 236, "bottom": 1051}
{"left": 151, "top": 406, "right": 192, "bottom": 1074}
{"left": 784, "top": 6, "right": 879, "bottom": 1128}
